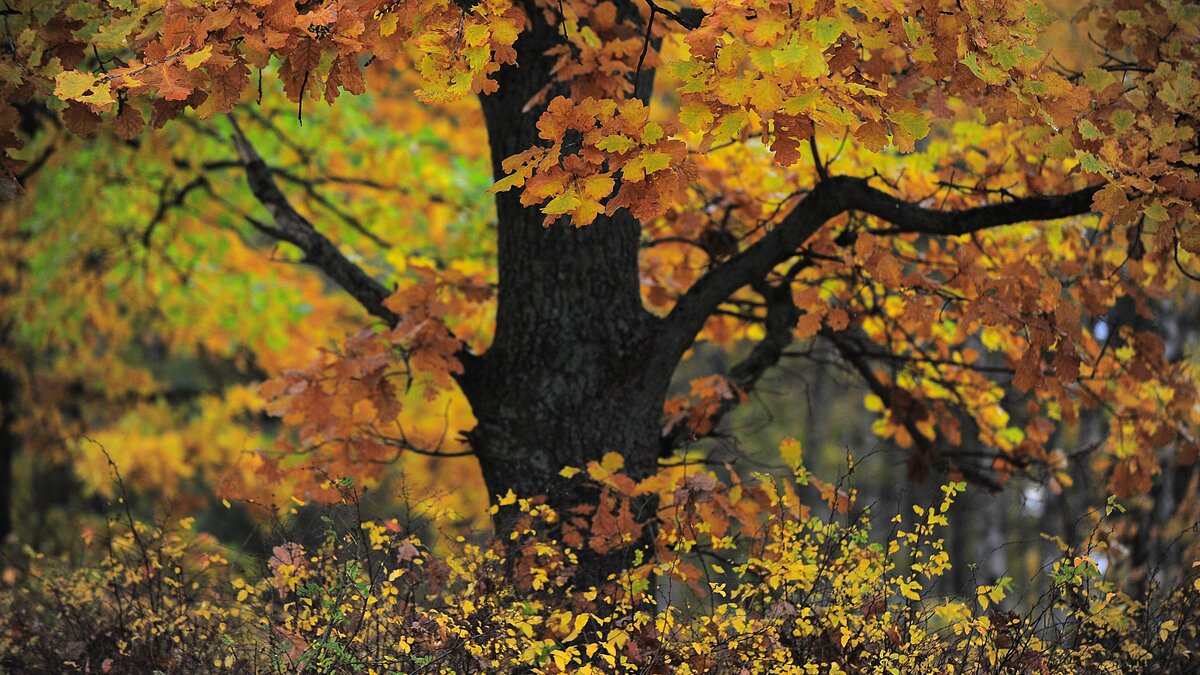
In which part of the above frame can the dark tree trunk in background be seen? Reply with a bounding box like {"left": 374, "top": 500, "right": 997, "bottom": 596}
{"left": 0, "top": 362, "right": 16, "bottom": 542}
{"left": 457, "top": 9, "right": 670, "bottom": 581}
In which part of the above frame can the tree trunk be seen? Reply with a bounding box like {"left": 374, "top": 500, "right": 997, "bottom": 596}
{"left": 457, "top": 9, "right": 671, "bottom": 583}
{"left": 0, "top": 362, "right": 16, "bottom": 542}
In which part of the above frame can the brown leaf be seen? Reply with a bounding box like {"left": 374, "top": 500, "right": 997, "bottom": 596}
{"left": 113, "top": 105, "right": 145, "bottom": 140}
{"left": 62, "top": 102, "right": 101, "bottom": 136}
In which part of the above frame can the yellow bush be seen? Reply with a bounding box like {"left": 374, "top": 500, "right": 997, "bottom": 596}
{"left": 2, "top": 443, "right": 1197, "bottom": 673}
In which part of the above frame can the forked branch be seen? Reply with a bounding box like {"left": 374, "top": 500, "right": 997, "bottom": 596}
{"left": 823, "top": 329, "right": 1006, "bottom": 490}
{"left": 654, "top": 175, "right": 1101, "bottom": 366}
{"left": 651, "top": 174, "right": 1101, "bottom": 467}
{"left": 227, "top": 115, "right": 399, "bottom": 326}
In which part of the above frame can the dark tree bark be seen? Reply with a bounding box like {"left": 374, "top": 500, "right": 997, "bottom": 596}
{"left": 459, "top": 11, "right": 668, "bottom": 582}
{"left": 0, "top": 360, "right": 16, "bottom": 542}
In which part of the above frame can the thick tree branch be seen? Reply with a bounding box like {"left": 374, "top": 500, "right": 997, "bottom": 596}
{"left": 651, "top": 180, "right": 843, "bottom": 368}
{"left": 652, "top": 175, "right": 1101, "bottom": 369}
{"left": 853, "top": 179, "right": 1102, "bottom": 236}
{"left": 650, "top": 174, "right": 1099, "bottom": 465}
{"left": 227, "top": 116, "right": 399, "bottom": 326}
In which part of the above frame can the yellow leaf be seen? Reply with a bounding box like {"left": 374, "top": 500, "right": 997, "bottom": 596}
{"left": 580, "top": 174, "right": 614, "bottom": 200}
{"left": 596, "top": 134, "right": 637, "bottom": 153}
{"left": 182, "top": 45, "right": 213, "bottom": 70}
{"left": 888, "top": 109, "right": 929, "bottom": 141}
{"left": 864, "top": 394, "right": 885, "bottom": 412}
{"left": 464, "top": 24, "right": 490, "bottom": 47}
{"left": 564, "top": 613, "right": 590, "bottom": 642}
{"left": 679, "top": 103, "right": 714, "bottom": 134}
{"left": 780, "top": 437, "right": 803, "bottom": 470}
{"left": 491, "top": 171, "right": 527, "bottom": 193}
{"left": 638, "top": 150, "right": 671, "bottom": 175}
{"left": 712, "top": 110, "right": 747, "bottom": 143}
{"left": 623, "top": 150, "right": 670, "bottom": 181}
{"left": 55, "top": 71, "right": 98, "bottom": 99}
{"left": 781, "top": 89, "right": 821, "bottom": 115}
{"left": 588, "top": 452, "right": 625, "bottom": 481}
{"left": 54, "top": 71, "right": 115, "bottom": 108}
{"left": 379, "top": 12, "right": 399, "bottom": 36}
{"left": 544, "top": 190, "right": 582, "bottom": 215}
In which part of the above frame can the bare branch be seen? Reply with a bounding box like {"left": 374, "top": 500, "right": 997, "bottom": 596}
{"left": 227, "top": 115, "right": 399, "bottom": 326}
{"left": 271, "top": 169, "right": 393, "bottom": 249}
{"left": 852, "top": 178, "right": 1102, "bottom": 236}
{"left": 142, "top": 174, "right": 211, "bottom": 249}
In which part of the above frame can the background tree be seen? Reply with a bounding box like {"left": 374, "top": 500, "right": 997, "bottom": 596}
{"left": 1, "top": 0, "right": 1197, "bottom": 585}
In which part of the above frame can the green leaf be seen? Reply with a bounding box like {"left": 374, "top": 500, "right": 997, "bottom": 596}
{"left": 1083, "top": 68, "right": 1117, "bottom": 92}
{"left": 887, "top": 110, "right": 930, "bottom": 140}
{"left": 1078, "top": 118, "right": 1103, "bottom": 140}
{"left": 781, "top": 89, "right": 821, "bottom": 115}
{"left": 1115, "top": 9, "right": 1144, "bottom": 26}
{"left": 902, "top": 17, "right": 927, "bottom": 44}
{"left": 1076, "top": 151, "right": 1108, "bottom": 175}
{"left": 809, "top": 16, "right": 849, "bottom": 47}
{"left": 713, "top": 110, "right": 747, "bottom": 142}
{"left": 680, "top": 103, "right": 714, "bottom": 134}
{"left": 92, "top": 14, "right": 140, "bottom": 49}
{"left": 773, "top": 34, "right": 827, "bottom": 77}
{"left": 961, "top": 53, "right": 1008, "bottom": 85}
{"left": 1144, "top": 201, "right": 1169, "bottom": 222}
{"left": 641, "top": 121, "right": 665, "bottom": 144}
{"left": 596, "top": 134, "right": 637, "bottom": 154}
{"left": 1026, "top": 1, "right": 1057, "bottom": 28}
{"left": 639, "top": 150, "right": 670, "bottom": 175}
{"left": 987, "top": 44, "right": 1020, "bottom": 71}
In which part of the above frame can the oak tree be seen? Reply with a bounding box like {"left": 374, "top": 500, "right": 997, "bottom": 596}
{"left": 2, "top": 0, "right": 1198, "bottom": 583}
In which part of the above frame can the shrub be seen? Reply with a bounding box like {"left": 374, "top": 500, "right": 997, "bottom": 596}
{"left": 2, "top": 442, "right": 1197, "bottom": 673}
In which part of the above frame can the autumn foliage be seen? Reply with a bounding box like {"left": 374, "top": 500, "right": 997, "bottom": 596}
{"left": 2, "top": 0, "right": 1200, "bottom": 672}
{"left": 3, "top": 446, "right": 1199, "bottom": 673}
